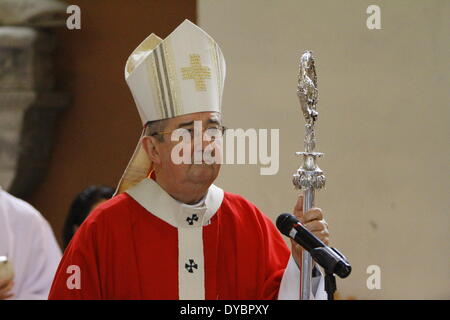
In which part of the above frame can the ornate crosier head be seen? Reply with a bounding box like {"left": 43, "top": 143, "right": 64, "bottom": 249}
{"left": 297, "top": 51, "right": 318, "bottom": 123}
{"left": 293, "top": 50, "right": 325, "bottom": 192}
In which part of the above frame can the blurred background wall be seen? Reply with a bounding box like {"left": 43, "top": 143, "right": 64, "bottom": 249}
{"left": 198, "top": 0, "right": 449, "bottom": 299}
{"left": 23, "top": 0, "right": 448, "bottom": 299}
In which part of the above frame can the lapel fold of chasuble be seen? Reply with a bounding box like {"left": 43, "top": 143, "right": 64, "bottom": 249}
{"left": 126, "top": 178, "right": 224, "bottom": 299}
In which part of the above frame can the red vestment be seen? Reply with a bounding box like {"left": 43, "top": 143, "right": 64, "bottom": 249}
{"left": 49, "top": 191, "right": 290, "bottom": 299}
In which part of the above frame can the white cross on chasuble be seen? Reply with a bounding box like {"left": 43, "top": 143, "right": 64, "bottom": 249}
{"left": 126, "top": 178, "right": 224, "bottom": 300}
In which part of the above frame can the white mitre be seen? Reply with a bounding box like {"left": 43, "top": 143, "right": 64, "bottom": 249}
{"left": 116, "top": 19, "right": 226, "bottom": 194}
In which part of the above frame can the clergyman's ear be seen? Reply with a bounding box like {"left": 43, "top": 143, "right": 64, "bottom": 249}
{"left": 142, "top": 136, "right": 161, "bottom": 164}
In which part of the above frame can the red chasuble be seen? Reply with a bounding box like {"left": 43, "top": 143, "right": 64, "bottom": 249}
{"left": 48, "top": 181, "right": 291, "bottom": 300}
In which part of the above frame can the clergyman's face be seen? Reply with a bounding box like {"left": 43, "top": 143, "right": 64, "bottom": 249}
{"left": 147, "top": 111, "right": 223, "bottom": 188}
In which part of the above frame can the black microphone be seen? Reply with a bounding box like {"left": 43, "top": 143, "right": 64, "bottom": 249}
{"left": 276, "top": 213, "right": 351, "bottom": 278}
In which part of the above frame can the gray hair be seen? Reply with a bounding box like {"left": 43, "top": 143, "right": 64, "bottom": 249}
{"left": 144, "top": 119, "right": 168, "bottom": 142}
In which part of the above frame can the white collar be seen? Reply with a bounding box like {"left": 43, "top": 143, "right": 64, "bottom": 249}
{"left": 126, "top": 178, "right": 224, "bottom": 228}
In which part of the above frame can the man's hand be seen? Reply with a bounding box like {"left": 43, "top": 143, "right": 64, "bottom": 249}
{"left": 0, "top": 278, "right": 14, "bottom": 300}
{"left": 290, "top": 194, "right": 330, "bottom": 267}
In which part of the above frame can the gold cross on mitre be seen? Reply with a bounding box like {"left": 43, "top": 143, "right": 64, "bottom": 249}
{"left": 181, "top": 54, "right": 211, "bottom": 91}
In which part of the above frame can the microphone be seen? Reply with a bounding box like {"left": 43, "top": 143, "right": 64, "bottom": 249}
{"left": 276, "top": 213, "right": 351, "bottom": 278}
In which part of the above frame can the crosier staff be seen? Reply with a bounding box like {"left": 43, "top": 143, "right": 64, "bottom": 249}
{"left": 293, "top": 51, "right": 326, "bottom": 300}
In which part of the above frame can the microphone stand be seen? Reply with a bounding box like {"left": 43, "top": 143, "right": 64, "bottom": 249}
{"left": 310, "top": 248, "right": 337, "bottom": 300}
{"left": 309, "top": 246, "right": 351, "bottom": 300}
{"left": 324, "top": 272, "right": 337, "bottom": 301}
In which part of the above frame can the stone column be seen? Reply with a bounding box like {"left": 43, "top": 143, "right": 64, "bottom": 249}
{"left": 0, "top": 0, "right": 69, "bottom": 197}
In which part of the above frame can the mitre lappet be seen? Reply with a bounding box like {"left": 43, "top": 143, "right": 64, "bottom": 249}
{"left": 116, "top": 19, "right": 226, "bottom": 194}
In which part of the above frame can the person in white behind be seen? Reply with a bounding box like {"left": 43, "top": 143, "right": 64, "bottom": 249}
{"left": 0, "top": 187, "right": 61, "bottom": 299}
